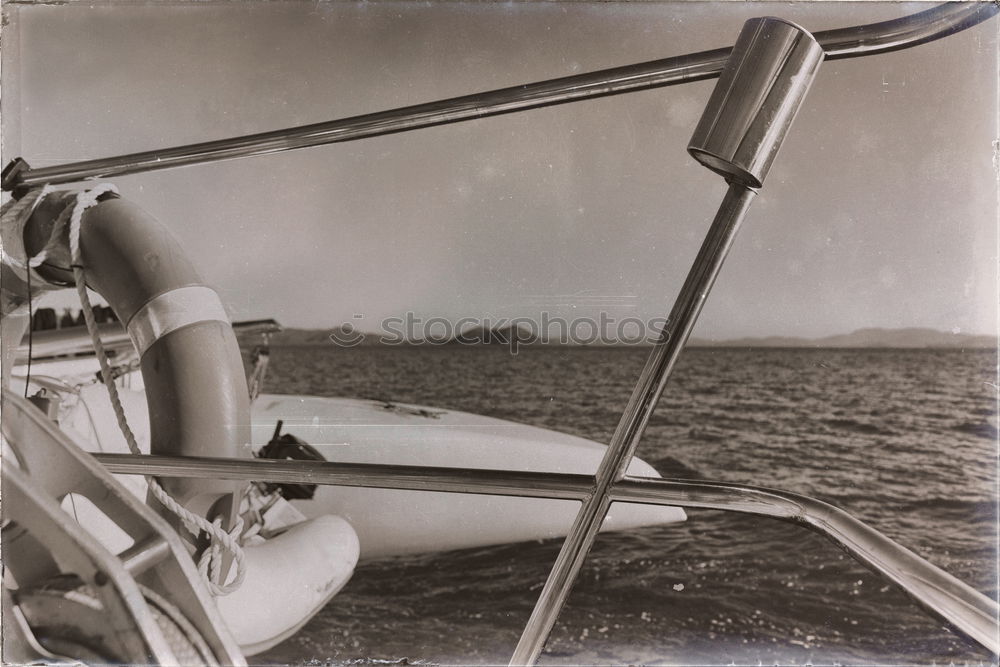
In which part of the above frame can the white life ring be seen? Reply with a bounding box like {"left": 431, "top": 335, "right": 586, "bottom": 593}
{"left": 17, "top": 188, "right": 358, "bottom": 654}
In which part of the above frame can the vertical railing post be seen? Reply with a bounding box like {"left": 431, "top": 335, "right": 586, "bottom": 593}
{"left": 510, "top": 17, "right": 824, "bottom": 665}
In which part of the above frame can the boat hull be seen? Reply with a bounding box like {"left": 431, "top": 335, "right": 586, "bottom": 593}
{"left": 251, "top": 394, "right": 686, "bottom": 559}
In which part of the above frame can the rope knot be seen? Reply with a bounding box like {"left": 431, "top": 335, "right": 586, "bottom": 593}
{"left": 197, "top": 516, "right": 247, "bottom": 596}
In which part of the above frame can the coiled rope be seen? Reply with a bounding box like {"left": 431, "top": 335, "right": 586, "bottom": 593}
{"left": 5, "top": 185, "right": 246, "bottom": 595}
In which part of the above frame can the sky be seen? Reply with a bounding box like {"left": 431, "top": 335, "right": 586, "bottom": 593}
{"left": 2, "top": 1, "right": 997, "bottom": 340}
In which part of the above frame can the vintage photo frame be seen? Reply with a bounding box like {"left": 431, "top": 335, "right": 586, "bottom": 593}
{"left": 2, "top": 1, "right": 997, "bottom": 664}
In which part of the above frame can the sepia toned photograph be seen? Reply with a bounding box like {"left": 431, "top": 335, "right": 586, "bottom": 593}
{"left": 1, "top": 1, "right": 997, "bottom": 664}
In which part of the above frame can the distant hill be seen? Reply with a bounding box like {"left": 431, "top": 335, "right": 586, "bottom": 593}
{"left": 271, "top": 323, "right": 540, "bottom": 346}
{"left": 688, "top": 328, "right": 996, "bottom": 349}
{"left": 270, "top": 325, "right": 994, "bottom": 349}
{"left": 271, "top": 327, "right": 349, "bottom": 346}
{"left": 445, "top": 324, "right": 538, "bottom": 346}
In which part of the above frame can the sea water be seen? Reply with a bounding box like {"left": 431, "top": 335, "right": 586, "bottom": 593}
{"left": 257, "top": 346, "right": 997, "bottom": 665}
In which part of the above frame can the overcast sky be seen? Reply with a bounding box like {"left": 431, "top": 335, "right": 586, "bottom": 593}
{"left": 2, "top": 2, "right": 997, "bottom": 339}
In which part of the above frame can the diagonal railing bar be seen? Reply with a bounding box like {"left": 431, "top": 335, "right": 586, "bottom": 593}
{"left": 509, "top": 183, "right": 756, "bottom": 664}
{"left": 510, "top": 12, "right": 828, "bottom": 661}
{"left": 2, "top": 3, "right": 996, "bottom": 191}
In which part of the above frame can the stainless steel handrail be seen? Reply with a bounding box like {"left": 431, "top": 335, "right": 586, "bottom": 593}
{"left": 512, "top": 184, "right": 757, "bottom": 663}
{"left": 3, "top": 3, "right": 996, "bottom": 191}
{"left": 512, "top": 14, "right": 829, "bottom": 661}
{"left": 92, "top": 452, "right": 1000, "bottom": 654}
{"left": 620, "top": 477, "right": 1000, "bottom": 654}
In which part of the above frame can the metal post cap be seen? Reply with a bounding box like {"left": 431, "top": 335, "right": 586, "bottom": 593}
{"left": 688, "top": 17, "right": 824, "bottom": 188}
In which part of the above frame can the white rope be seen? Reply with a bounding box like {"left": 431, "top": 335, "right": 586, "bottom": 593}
{"left": 64, "top": 185, "right": 246, "bottom": 596}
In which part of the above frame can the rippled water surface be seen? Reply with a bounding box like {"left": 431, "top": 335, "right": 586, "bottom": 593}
{"left": 257, "top": 346, "right": 997, "bottom": 665}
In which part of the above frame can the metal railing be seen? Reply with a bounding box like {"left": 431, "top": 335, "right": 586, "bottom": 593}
{"left": 2, "top": 3, "right": 997, "bottom": 191}
{"left": 93, "top": 452, "right": 1000, "bottom": 655}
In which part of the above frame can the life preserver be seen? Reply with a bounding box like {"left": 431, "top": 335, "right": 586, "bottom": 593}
{"left": 24, "top": 189, "right": 249, "bottom": 528}
{"left": 11, "top": 187, "right": 358, "bottom": 654}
